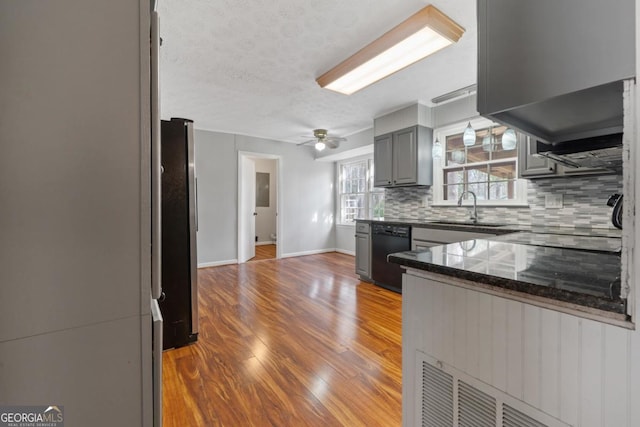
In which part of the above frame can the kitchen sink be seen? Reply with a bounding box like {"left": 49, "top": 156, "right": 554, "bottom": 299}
{"left": 428, "top": 220, "right": 506, "bottom": 228}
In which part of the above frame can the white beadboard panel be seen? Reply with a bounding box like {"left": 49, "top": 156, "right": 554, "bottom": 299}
{"left": 506, "top": 300, "right": 524, "bottom": 400}
{"left": 421, "top": 276, "right": 435, "bottom": 359}
{"left": 430, "top": 280, "right": 445, "bottom": 362}
{"left": 579, "top": 320, "right": 604, "bottom": 427}
{"left": 477, "top": 292, "right": 494, "bottom": 385}
{"left": 630, "top": 325, "right": 640, "bottom": 427}
{"left": 452, "top": 286, "right": 468, "bottom": 372}
{"left": 491, "top": 298, "right": 508, "bottom": 392}
{"left": 602, "top": 325, "right": 629, "bottom": 426}
{"left": 403, "top": 272, "right": 640, "bottom": 427}
{"left": 540, "top": 310, "right": 561, "bottom": 418}
{"left": 401, "top": 275, "right": 419, "bottom": 427}
{"left": 523, "top": 305, "right": 542, "bottom": 408}
{"left": 440, "top": 283, "right": 456, "bottom": 365}
{"left": 559, "top": 315, "right": 580, "bottom": 426}
{"left": 465, "top": 290, "right": 481, "bottom": 379}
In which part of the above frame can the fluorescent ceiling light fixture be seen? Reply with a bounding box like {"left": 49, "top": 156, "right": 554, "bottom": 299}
{"left": 316, "top": 5, "right": 465, "bottom": 95}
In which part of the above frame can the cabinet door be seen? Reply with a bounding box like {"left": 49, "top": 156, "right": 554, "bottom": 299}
{"left": 518, "top": 135, "right": 556, "bottom": 178}
{"left": 355, "top": 233, "right": 371, "bottom": 278}
{"left": 392, "top": 126, "right": 418, "bottom": 185}
{"left": 374, "top": 134, "right": 393, "bottom": 187}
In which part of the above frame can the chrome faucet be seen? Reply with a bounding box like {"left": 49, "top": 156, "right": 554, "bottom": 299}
{"left": 457, "top": 191, "right": 478, "bottom": 223}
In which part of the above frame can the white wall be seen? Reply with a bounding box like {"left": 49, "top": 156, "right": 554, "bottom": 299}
{"left": 254, "top": 158, "right": 277, "bottom": 243}
{"left": 335, "top": 225, "right": 356, "bottom": 255}
{"left": 0, "top": 1, "right": 150, "bottom": 425}
{"left": 195, "top": 129, "right": 336, "bottom": 265}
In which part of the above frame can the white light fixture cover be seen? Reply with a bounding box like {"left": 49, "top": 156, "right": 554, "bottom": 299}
{"left": 502, "top": 128, "right": 517, "bottom": 150}
{"left": 482, "top": 133, "right": 496, "bottom": 152}
{"left": 431, "top": 138, "right": 443, "bottom": 158}
{"left": 315, "top": 141, "right": 326, "bottom": 151}
{"left": 316, "top": 5, "right": 465, "bottom": 95}
{"left": 463, "top": 122, "right": 476, "bottom": 146}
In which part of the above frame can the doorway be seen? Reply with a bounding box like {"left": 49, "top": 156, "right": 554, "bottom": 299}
{"left": 237, "top": 152, "right": 282, "bottom": 263}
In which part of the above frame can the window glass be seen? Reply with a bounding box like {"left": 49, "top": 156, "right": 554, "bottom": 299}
{"left": 338, "top": 158, "right": 384, "bottom": 223}
{"left": 436, "top": 121, "right": 524, "bottom": 205}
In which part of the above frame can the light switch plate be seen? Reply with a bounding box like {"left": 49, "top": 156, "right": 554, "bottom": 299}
{"left": 545, "top": 194, "right": 563, "bottom": 208}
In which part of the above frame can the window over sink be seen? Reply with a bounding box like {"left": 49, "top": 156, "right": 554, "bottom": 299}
{"left": 433, "top": 118, "right": 528, "bottom": 206}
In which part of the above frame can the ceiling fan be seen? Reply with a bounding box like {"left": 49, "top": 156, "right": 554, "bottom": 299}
{"left": 297, "top": 129, "right": 346, "bottom": 151}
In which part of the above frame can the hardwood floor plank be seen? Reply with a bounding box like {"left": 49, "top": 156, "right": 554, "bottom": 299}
{"left": 249, "top": 244, "right": 276, "bottom": 261}
{"left": 163, "top": 252, "right": 402, "bottom": 426}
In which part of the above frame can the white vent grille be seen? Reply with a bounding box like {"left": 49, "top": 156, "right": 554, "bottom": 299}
{"left": 503, "top": 404, "right": 548, "bottom": 427}
{"left": 458, "top": 380, "right": 496, "bottom": 426}
{"left": 421, "top": 361, "right": 454, "bottom": 426}
{"left": 416, "top": 351, "right": 570, "bottom": 427}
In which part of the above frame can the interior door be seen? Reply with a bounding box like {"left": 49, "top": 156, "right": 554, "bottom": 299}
{"left": 239, "top": 156, "right": 256, "bottom": 262}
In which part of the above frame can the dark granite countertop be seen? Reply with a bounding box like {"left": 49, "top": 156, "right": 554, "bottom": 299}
{"left": 388, "top": 240, "right": 625, "bottom": 316}
{"left": 356, "top": 218, "right": 622, "bottom": 238}
{"left": 489, "top": 232, "right": 621, "bottom": 253}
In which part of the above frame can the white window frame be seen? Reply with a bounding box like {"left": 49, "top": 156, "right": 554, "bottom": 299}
{"left": 432, "top": 117, "right": 528, "bottom": 207}
{"left": 336, "top": 155, "right": 384, "bottom": 225}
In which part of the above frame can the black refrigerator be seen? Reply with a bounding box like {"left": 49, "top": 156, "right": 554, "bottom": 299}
{"left": 160, "top": 117, "right": 199, "bottom": 349}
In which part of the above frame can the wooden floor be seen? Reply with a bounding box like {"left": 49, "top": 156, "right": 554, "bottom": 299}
{"left": 249, "top": 244, "right": 276, "bottom": 261}
{"left": 162, "top": 252, "right": 402, "bottom": 426}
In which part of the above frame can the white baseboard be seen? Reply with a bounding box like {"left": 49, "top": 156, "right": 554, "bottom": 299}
{"left": 335, "top": 249, "right": 355, "bottom": 256}
{"left": 256, "top": 241, "right": 276, "bottom": 246}
{"left": 199, "top": 249, "right": 350, "bottom": 266}
{"left": 198, "top": 259, "right": 238, "bottom": 268}
{"left": 280, "top": 248, "right": 336, "bottom": 258}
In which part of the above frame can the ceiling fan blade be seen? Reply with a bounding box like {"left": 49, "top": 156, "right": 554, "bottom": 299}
{"left": 296, "top": 139, "right": 316, "bottom": 146}
{"left": 325, "top": 140, "right": 340, "bottom": 149}
{"left": 325, "top": 136, "right": 347, "bottom": 142}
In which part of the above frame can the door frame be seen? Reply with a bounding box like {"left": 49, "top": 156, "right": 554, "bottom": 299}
{"left": 237, "top": 151, "right": 282, "bottom": 262}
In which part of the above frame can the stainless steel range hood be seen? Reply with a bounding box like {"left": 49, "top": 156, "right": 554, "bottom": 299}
{"left": 487, "top": 80, "right": 624, "bottom": 144}
{"left": 535, "top": 132, "right": 623, "bottom": 172}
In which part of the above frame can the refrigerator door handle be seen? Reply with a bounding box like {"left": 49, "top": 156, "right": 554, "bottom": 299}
{"left": 186, "top": 121, "right": 199, "bottom": 335}
{"left": 151, "top": 9, "right": 162, "bottom": 300}
{"left": 194, "top": 177, "right": 198, "bottom": 232}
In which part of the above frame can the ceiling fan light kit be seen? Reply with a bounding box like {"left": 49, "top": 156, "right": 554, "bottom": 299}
{"left": 297, "top": 128, "right": 347, "bottom": 151}
{"left": 316, "top": 4, "right": 465, "bottom": 95}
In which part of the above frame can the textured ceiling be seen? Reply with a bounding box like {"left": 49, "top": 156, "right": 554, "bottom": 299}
{"left": 158, "top": 0, "right": 477, "bottom": 143}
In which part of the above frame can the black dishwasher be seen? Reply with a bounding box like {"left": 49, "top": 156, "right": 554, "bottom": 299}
{"left": 371, "top": 224, "right": 411, "bottom": 293}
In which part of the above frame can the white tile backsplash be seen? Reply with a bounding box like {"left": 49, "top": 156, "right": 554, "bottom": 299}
{"left": 384, "top": 173, "right": 622, "bottom": 229}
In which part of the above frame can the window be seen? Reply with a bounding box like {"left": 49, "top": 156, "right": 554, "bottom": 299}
{"left": 433, "top": 118, "right": 527, "bottom": 205}
{"left": 338, "top": 157, "right": 384, "bottom": 223}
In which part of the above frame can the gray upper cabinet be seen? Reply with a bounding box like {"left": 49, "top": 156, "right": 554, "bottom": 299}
{"left": 374, "top": 133, "right": 393, "bottom": 186}
{"left": 518, "top": 135, "right": 556, "bottom": 178}
{"left": 393, "top": 127, "right": 419, "bottom": 185}
{"left": 518, "top": 135, "right": 613, "bottom": 179}
{"left": 374, "top": 125, "right": 433, "bottom": 187}
{"left": 477, "top": 0, "right": 634, "bottom": 143}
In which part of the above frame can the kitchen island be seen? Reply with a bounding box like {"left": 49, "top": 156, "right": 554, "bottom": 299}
{"left": 389, "top": 239, "right": 624, "bottom": 319}
{"left": 392, "top": 229, "right": 635, "bottom": 427}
